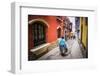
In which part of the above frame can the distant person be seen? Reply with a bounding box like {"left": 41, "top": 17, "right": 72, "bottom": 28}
{"left": 58, "top": 36, "right": 68, "bottom": 56}
{"left": 70, "top": 31, "right": 73, "bottom": 39}
{"left": 73, "top": 32, "right": 76, "bottom": 39}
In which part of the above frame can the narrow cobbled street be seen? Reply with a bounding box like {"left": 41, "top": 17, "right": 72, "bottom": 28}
{"left": 39, "top": 36, "right": 83, "bottom": 60}
{"left": 28, "top": 16, "right": 88, "bottom": 61}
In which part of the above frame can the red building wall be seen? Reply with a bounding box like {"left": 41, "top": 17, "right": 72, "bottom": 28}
{"left": 28, "top": 15, "right": 58, "bottom": 49}
{"left": 45, "top": 16, "right": 58, "bottom": 43}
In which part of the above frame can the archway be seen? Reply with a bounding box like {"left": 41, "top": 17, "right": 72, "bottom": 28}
{"left": 28, "top": 19, "right": 49, "bottom": 50}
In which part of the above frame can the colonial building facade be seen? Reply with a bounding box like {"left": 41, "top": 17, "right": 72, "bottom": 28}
{"left": 28, "top": 15, "right": 88, "bottom": 60}
{"left": 28, "top": 15, "right": 67, "bottom": 60}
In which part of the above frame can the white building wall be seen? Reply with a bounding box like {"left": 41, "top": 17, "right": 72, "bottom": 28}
{"left": 68, "top": 17, "right": 75, "bottom": 33}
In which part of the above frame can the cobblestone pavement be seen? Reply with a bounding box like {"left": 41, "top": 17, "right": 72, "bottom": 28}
{"left": 39, "top": 38, "right": 83, "bottom": 60}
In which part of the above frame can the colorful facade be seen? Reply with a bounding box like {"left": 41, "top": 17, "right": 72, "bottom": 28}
{"left": 28, "top": 15, "right": 65, "bottom": 60}
{"left": 80, "top": 17, "right": 88, "bottom": 50}
{"left": 75, "top": 17, "right": 88, "bottom": 50}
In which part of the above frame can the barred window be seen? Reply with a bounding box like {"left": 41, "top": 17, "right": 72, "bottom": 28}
{"left": 32, "top": 22, "right": 46, "bottom": 47}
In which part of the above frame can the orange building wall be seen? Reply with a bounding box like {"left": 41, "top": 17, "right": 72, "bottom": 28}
{"left": 28, "top": 15, "right": 58, "bottom": 49}
{"left": 45, "top": 16, "right": 58, "bottom": 43}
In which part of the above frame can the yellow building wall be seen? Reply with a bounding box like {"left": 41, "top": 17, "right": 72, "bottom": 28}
{"left": 80, "top": 17, "right": 88, "bottom": 48}
{"left": 79, "top": 18, "right": 82, "bottom": 40}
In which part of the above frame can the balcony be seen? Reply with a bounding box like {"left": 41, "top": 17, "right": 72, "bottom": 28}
{"left": 56, "top": 16, "right": 63, "bottom": 22}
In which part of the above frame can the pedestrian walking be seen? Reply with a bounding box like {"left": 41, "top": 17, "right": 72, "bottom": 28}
{"left": 58, "top": 36, "right": 68, "bottom": 56}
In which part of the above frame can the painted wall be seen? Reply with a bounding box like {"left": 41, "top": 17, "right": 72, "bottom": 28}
{"left": 80, "top": 17, "right": 88, "bottom": 48}
{"left": 28, "top": 15, "right": 58, "bottom": 49}
{"left": 46, "top": 16, "right": 58, "bottom": 43}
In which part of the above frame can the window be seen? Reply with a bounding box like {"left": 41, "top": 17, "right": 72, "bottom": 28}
{"left": 32, "top": 22, "right": 46, "bottom": 47}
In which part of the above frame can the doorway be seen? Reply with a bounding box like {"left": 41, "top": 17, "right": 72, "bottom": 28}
{"left": 57, "top": 28, "right": 61, "bottom": 38}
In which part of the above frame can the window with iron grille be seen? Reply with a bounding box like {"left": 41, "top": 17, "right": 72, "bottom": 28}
{"left": 32, "top": 22, "right": 46, "bottom": 47}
